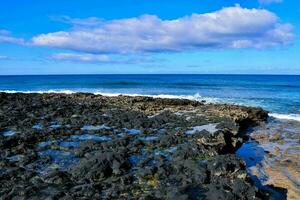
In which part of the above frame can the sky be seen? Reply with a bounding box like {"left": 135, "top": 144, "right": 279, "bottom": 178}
{"left": 0, "top": 0, "right": 300, "bottom": 75}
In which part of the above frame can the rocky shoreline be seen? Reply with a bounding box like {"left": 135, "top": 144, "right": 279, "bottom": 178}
{"left": 248, "top": 119, "right": 300, "bottom": 200}
{"left": 0, "top": 92, "right": 274, "bottom": 199}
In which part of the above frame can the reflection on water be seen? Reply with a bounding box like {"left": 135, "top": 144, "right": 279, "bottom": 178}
{"left": 59, "top": 141, "right": 81, "bottom": 148}
{"left": 71, "top": 134, "right": 112, "bottom": 141}
{"left": 38, "top": 149, "right": 79, "bottom": 171}
{"left": 237, "top": 117, "right": 300, "bottom": 200}
{"left": 1, "top": 130, "right": 16, "bottom": 136}
{"left": 123, "top": 128, "right": 141, "bottom": 135}
{"left": 236, "top": 140, "right": 265, "bottom": 168}
{"left": 185, "top": 123, "right": 219, "bottom": 135}
{"left": 139, "top": 136, "right": 158, "bottom": 142}
{"left": 81, "top": 124, "right": 110, "bottom": 131}
{"left": 32, "top": 124, "right": 43, "bottom": 129}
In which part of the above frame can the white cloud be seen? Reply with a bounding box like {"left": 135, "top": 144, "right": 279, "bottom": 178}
{"left": 51, "top": 53, "right": 154, "bottom": 64}
{"left": 258, "top": 0, "right": 282, "bottom": 5}
{"left": 51, "top": 53, "right": 111, "bottom": 62}
{"left": 32, "top": 5, "right": 294, "bottom": 54}
{"left": 0, "top": 29, "right": 24, "bottom": 44}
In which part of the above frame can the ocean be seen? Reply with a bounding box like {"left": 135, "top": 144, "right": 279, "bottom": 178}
{"left": 0, "top": 74, "right": 299, "bottom": 120}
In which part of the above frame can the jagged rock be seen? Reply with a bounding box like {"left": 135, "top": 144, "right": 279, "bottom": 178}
{"left": 0, "top": 93, "right": 269, "bottom": 199}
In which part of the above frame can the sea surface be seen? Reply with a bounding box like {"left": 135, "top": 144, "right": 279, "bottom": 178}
{"left": 0, "top": 74, "right": 299, "bottom": 119}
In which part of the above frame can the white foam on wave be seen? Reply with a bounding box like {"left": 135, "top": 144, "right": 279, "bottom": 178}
{"left": 3, "top": 90, "right": 300, "bottom": 123}
{"left": 94, "top": 92, "right": 219, "bottom": 103}
{"left": 269, "top": 113, "right": 300, "bottom": 122}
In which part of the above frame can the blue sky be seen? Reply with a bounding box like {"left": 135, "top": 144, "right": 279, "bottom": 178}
{"left": 0, "top": 0, "right": 299, "bottom": 75}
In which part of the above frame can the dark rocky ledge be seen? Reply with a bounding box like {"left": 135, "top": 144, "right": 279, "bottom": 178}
{"left": 0, "top": 92, "right": 269, "bottom": 199}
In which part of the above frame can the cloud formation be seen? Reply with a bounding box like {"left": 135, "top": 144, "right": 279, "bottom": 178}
{"left": 32, "top": 5, "right": 293, "bottom": 54}
{"left": 51, "top": 53, "right": 154, "bottom": 64}
{"left": 51, "top": 53, "right": 111, "bottom": 63}
{"left": 0, "top": 29, "right": 24, "bottom": 44}
{"left": 258, "top": 0, "right": 282, "bottom": 5}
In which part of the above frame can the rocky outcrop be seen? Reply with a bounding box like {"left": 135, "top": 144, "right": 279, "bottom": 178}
{"left": 0, "top": 93, "right": 269, "bottom": 199}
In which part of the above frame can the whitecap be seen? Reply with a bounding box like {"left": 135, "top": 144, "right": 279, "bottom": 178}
{"left": 269, "top": 113, "right": 300, "bottom": 122}
{"left": 0, "top": 90, "right": 219, "bottom": 104}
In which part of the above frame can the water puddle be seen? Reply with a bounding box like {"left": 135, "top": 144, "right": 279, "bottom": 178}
{"left": 236, "top": 140, "right": 266, "bottom": 167}
{"left": 236, "top": 139, "right": 287, "bottom": 199}
{"left": 7, "top": 154, "right": 25, "bottom": 162}
{"left": 129, "top": 146, "right": 179, "bottom": 168}
{"left": 166, "top": 146, "right": 178, "bottom": 153}
{"left": 49, "top": 124, "right": 61, "bottom": 129}
{"left": 1, "top": 130, "right": 16, "bottom": 136}
{"left": 154, "top": 150, "right": 170, "bottom": 158}
{"left": 38, "top": 149, "right": 79, "bottom": 170}
{"left": 38, "top": 140, "right": 55, "bottom": 148}
{"left": 128, "top": 155, "right": 143, "bottom": 166}
{"left": 185, "top": 123, "right": 218, "bottom": 135}
{"left": 81, "top": 124, "right": 110, "bottom": 131}
{"left": 59, "top": 141, "right": 81, "bottom": 148}
{"left": 154, "top": 146, "right": 179, "bottom": 159}
{"left": 123, "top": 128, "right": 141, "bottom": 135}
{"left": 128, "top": 149, "right": 152, "bottom": 167}
{"left": 32, "top": 124, "right": 43, "bottom": 130}
{"left": 139, "top": 136, "right": 158, "bottom": 142}
{"left": 71, "top": 134, "right": 112, "bottom": 141}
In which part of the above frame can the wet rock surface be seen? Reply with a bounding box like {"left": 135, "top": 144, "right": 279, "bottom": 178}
{"left": 245, "top": 119, "right": 300, "bottom": 200}
{"left": 0, "top": 92, "right": 269, "bottom": 199}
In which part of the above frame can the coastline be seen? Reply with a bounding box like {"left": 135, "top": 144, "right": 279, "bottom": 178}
{"left": 0, "top": 92, "right": 290, "bottom": 199}
{"left": 2, "top": 89, "right": 300, "bottom": 122}
{"left": 247, "top": 120, "right": 300, "bottom": 199}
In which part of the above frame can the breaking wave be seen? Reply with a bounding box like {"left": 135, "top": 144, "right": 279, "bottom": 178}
{"left": 269, "top": 113, "right": 300, "bottom": 122}
{"left": 0, "top": 90, "right": 219, "bottom": 103}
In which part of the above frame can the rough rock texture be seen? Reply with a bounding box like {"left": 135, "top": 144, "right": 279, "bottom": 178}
{"left": 250, "top": 120, "right": 300, "bottom": 200}
{"left": 0, "top": 93, "right": 269, "bottom": 199}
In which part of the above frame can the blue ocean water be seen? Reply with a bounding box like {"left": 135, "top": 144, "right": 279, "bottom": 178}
{"left": 0, "top": 74, "right": 300, "bottom": 119}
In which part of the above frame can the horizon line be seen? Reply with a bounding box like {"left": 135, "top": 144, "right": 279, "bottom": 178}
{"left": 0, "top": 73, "right": 300, "bottom": 76}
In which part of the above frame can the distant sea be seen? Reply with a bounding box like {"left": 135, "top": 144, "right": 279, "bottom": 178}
{"left": 0, "top": 74, "right": 300, "bottom": 121}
